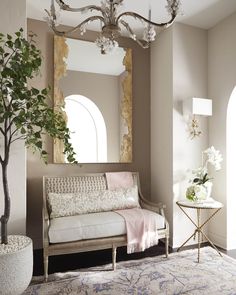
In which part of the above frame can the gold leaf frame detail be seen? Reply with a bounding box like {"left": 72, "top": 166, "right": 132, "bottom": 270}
{"left": 53, "top": 36, "right": 68, "bottom": 163}
{"left": 120, "top": 48, "right": 132, "bottom": 162}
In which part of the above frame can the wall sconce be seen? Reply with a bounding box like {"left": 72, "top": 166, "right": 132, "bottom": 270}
{"left": 183, "top": 97, "right": 212, "bottom": 139}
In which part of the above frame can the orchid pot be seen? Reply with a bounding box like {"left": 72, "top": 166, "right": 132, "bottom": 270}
{"left": 186, "top": 146, "right": 222, "bottom": 203}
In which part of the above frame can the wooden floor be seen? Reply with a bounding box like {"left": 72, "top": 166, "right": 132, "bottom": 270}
{"left": 33, "top": 242, "right": 236, "bottom": 276}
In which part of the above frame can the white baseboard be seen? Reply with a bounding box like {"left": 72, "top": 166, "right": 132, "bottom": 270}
{"left": 207, "top": 231, "right": 227, "bottom": 249}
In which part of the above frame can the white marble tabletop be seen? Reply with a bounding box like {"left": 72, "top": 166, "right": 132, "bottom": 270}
{"left": 176, "top": 198, "right": 223, "bottom": 209}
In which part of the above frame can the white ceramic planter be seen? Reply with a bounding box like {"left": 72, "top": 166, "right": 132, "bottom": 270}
{"left": 204, "top": 181, "right": 213, "bottom": 198}
{"left": 0, "top": 235, "right": 33, "bottom": 295}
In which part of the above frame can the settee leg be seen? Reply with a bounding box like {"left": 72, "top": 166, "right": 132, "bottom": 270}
{"left": 44, "top": 254, "right": 48, "bottom": 282}
{"left": 165, "top": 236, "right": 169, "bottom": 258}
{"left": 112, "top": 245, "right": 117, "bottom": 270}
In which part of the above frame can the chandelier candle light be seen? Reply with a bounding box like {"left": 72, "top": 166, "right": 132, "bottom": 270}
{"left": 45, "top": 0, "right": 180, "bottom": 54}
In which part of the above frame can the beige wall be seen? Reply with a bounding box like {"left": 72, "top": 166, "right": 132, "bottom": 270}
{"left": 208, "top": 12, "right": 236, "bottom": 249}
{"left": 172, "top": 23, "right": 208, "bottom": 248}
{"left": 27, "top": 19, "right": 150, "bottom": 248}
{"left": 151, "top": 15, "right": 236, "bottom": 249}
{"left": 151, "top": 27, "right": 174, "bottom": 243}
{"left": 61, "top": 70, "right": 120, "bottom": 162}
{"left": 0, "top": 0, "right": 26, "bottom": 236}
{"left": 151, "top": 23, "right": 209, "bottom": 248}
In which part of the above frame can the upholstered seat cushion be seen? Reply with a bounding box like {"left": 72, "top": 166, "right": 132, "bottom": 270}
{"left": 48, "top": 210, "right": 165, "bottom": 244}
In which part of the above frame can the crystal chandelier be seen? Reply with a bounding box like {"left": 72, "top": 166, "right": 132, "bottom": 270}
{"left": 45, "top": 0, "right": 180, "bottom": 54}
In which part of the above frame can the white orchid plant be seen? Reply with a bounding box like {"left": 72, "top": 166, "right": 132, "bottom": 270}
{"left": 186, "top": 146, "right": 223, "bottom": 201}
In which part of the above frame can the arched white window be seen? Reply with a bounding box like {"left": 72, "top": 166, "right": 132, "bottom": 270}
{"left": 65, "top": 95, "right": 107, "bottom": 163}
{"left": 226, "top": 86, "right": 236, "bottom": 249}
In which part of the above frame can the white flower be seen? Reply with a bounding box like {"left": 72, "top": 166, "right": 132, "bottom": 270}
{"left": 187, "top": 146, "right": 223, "bottom": 186}
{"left": 186, "top": 146, "right": 222, "bottom": 201}
{"left": 192, "top": 166, "right": 207, "bottom": 177}
{"left": 186, "top": 184, "right": 208, "bottom": 201}
{"left": 204, "top": 146, "right": 223, "bottom": 171}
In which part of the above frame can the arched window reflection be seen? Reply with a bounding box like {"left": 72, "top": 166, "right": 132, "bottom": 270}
{"left": 65, "top": 95, "right": 107, "bottom": 163}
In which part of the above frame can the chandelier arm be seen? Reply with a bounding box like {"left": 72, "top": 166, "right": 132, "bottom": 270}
{"left": 54, "top": 0, "right": 103, "bottom": 14}
{"left": 116, "top": 11, "right": 177, "bottom": 28}
{"left": 119, "top": 20, "right": 149, "bottom": 49}
{"left": 48, "top": 15, "right": 105, "bottom": 36}
{"left": 45, "top": 8, "right": 56, "bottom": 22}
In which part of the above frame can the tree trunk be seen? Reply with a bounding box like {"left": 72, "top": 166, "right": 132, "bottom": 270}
{"left": 0, "top": 163, "right": 10, "bottom": 244}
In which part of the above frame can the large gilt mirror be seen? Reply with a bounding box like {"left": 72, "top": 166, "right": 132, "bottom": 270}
{"left": 53, "top": 36, "right": 132, "bottom": 163}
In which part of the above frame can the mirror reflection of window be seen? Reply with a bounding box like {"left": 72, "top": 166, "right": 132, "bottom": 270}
{"left": 65, "top": 95, "right": 107, "bottom": 163}
{"left": 53, "top": 36, "right": 132, "bottom": 163}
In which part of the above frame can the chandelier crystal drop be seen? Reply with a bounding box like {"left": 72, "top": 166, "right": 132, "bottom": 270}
{"left": 95, "top": 35, "right": 119, "bottom": 54}
{"left": 143, "top": 25, "right": 156, "bottom": 43}
{"left": 45, "top": 0, "right": 181, "bottom": 54}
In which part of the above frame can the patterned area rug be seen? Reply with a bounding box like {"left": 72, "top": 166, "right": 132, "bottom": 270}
{"left": 24, "top": 247, "right": 236, "bottom": 295}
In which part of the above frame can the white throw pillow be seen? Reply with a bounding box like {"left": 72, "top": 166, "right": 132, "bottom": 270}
{"left": 48, "top": 185, "right": 139, "bottom": 219}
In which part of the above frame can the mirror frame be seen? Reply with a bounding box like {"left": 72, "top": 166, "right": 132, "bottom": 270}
{"left": 53, "top": 36, "right": 132, "bottom": 163}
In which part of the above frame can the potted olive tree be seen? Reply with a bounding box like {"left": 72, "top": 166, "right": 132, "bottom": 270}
{"left": 0, "top": 29, "right": 76, "bottom": 294}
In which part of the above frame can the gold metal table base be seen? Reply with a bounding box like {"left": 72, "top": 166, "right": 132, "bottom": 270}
{"left": 176, "top": 201, "right": 223, "bottom": 263}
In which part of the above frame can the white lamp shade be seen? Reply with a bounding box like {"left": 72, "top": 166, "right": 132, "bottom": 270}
{"left": 183, "top": 97, "right": 212, "bottom": 116}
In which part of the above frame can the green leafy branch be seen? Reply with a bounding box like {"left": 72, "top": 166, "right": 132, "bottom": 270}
{"left": 193, "top": 173, "right": 212, "bottom": 185}
{"left": 0, "top": 29, "right": 76, "bottom": 164}
{"left": 0, "top": 29, "right": 76, "bottom": 244}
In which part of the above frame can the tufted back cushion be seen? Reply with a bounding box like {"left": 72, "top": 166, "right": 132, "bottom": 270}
{"left": 45, "top": 175, "right": 107, "bottom": 195}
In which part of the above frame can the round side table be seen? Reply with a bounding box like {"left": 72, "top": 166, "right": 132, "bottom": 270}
{"left": 176, "top": 199, "right": 223, "bottom": 262}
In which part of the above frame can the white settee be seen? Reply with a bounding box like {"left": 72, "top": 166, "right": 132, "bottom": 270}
{"left": 42, "top": 172, "right": 169, "bottom": 280}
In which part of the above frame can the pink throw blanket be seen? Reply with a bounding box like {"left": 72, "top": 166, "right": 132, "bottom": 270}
{"left": 116, "top": 208, "right": 159, "bottom": 254}
{"left": 106, "top": 172, "right": 134, "bottom": 190}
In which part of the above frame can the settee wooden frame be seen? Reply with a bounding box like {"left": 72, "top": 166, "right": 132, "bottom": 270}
{"left": 42, "top": 172, "right": 169, "bottom": 281}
